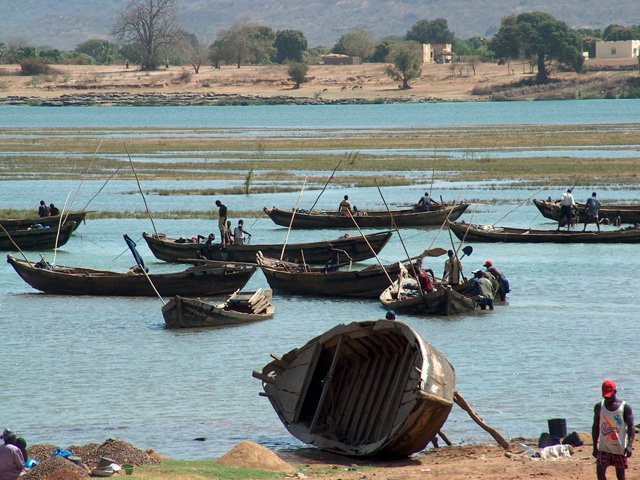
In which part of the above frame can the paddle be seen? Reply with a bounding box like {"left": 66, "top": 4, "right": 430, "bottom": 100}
{"left": 459, "top": 245, "right": 473, "bottom": 259}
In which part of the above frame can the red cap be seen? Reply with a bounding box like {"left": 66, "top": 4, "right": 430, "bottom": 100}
{"left": 483, "top": 260, "right": 492, "bottom": 267}
{"left": 602, "top": 380, "right": 616, "bottom": 398}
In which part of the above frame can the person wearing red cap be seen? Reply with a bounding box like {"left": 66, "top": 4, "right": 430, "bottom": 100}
{"left": 593, "top": 380, "right": 634, "bottom": 480}
{"left": 483, "top": 260, "right": 510, "bottom": 301}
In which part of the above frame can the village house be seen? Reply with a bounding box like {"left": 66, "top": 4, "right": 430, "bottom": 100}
{"left": 321, "top": 54, "right": 362, "bottom": 65}
{"left": 422, "top": 43, "right": 455, "bottom": 63}
{"left": 595, "top": 39, "right": 640, "bottom": 59}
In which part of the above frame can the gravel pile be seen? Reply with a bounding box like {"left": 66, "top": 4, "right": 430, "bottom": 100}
{"left": 23, "top": 438, "right": 164, "bottom": 480}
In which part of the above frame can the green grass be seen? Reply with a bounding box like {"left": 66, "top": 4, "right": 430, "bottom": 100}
{"left": 132, "top": 459, "right": 289, "bottom": 479}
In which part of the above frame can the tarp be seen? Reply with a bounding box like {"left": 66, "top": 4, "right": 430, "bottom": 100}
{"left": 124, "top": 234, "right": 145, "bottom": 268}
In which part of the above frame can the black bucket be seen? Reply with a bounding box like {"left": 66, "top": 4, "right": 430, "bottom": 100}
{"left": 548, "top": 418, "right": 567, "bottom": 439}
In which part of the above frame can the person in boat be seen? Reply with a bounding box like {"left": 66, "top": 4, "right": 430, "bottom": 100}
{"left": 584, "top": 191, "right": 602, "bottom": 232}
{"left": 557, "top": 188, "right": 575, "bottom": 231}
{"left": 385, "top": 310, "right": 396, "bottom": 320}
{"left": 325, "top": 243, "right": 352, "bottom": 272}
{"left": 418, "top": 268, "right": 436, "bottom": 293}
{"left": 443, "top": 250, "right": 463, "bottom": 286}
{"left": 215, "top": 200, "right": 227, "bottom": 244}
{"left": 222, "top": 220, "right": 234, "bottom": 245}
{"left": 48, "top": 203, "right": 60, "bottom": 216}
{"left": 417, "top": 191, "right": 438, "bottom": 211}
{"left": 483, "top": 260, "right": 510, "bottom": 301}
{"left": 338, "top": 195, "right": 352, "bottom": 213}
{"left": 593, "top": 380, "right": 634, "bottom": 480}
{"left": 233, "top": 219, "right": 251, "bottom": 246}
{"left": 472, "top": 269, "right": 494, "bottom": 310}
{"left": 38, "top": 200, "right": 49, "bottom": 217}
{"left": 0, "top": 431, "right": 26, "bottom": 480}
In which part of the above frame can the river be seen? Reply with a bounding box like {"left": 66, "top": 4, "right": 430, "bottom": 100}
{"left": 0, "top": 100, "right": 639, "bottom": 460}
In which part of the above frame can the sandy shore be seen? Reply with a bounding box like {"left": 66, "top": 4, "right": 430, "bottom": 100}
{"left": 0, "top": 59, "right": 637, "bottom": 105}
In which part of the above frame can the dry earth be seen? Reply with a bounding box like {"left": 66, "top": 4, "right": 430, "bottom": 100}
{"left": 0, "top": 58, "right": 637, "bottom": 104}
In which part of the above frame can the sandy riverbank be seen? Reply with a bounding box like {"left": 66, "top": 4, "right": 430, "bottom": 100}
{"left": 0, "top": 59, "right": 637, "bottom": 105}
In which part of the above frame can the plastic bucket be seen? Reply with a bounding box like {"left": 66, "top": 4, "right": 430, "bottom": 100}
{"left": 122, "top": 464, "right": 134, "bottom": 475}
{"left": 548, "top": 418, "right": 567, "bottom": 439}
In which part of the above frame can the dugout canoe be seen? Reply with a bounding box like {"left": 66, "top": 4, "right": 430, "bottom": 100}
{"left": 256, "top": 252, "right": 401, "bottom": 298}
{"left": 0, "top": 222, "right": 77, "bottom": 251}
{"left": 142, "top": 230, "right": 393, "bottom": 264}
{"left": 533, "top": 199, "right": 640, "bottom": 225}
{"left": 263, "top": 203, "right": 469, "bottom": 229}
{"left": 449, "top": 221, "right": 640, "bottom": 243}
{"left": 0, "top": 211, "right": 86, "bottom": 232}
{"left": 253, "top": 319, "right": 456, "bottom": 457}
{"left": 162, "top": 289, "right": 274, "bottom": 328}
{"left": 7, "top": 255, "right": 256, "bottom": 296}
{"left": 380, "top": 275, "right": 477, "bottom": 316}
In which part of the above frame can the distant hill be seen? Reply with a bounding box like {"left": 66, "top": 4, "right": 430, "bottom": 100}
{"left": 2, "top": 0, "right": 639, "bottom": 50}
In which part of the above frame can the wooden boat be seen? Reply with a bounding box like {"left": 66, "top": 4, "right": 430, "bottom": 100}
{"left": 256, "top": 252, "right": 401, "bottom": 298}
{"left": 0, "top": 211, "right": 86, "bottom": 232}
{"left": 253, "top": 319, "right": 456, "bottom": 457}
{"left": 263, "top": 203, "right": 469, "bottom": 229}
{"left": 162, "top": 289, "right": 275, "bottom": 328}
{"left": 449, "top": 221, "right": 640, "bottom": 243}
{"left": 533, "top": 199, "right": 640, "bottom": 225}
{"left": 0, "top": 221, "right": 77, "bottom": 251}
{"left": 380, "top": 275, "right": 477, "bottom": 315}
{"left": 6, "top": 255, "right": 256, "bottom": 296}
{"left": 142, "top": 230, "right": 393, "bottom": 264}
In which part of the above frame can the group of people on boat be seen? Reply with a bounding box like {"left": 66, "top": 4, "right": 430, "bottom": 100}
{"left": 37, "top": 200, "right": 60, "bottom": 217}
{"left": 555, "top": 189, "right": 610, "bottom": 232}
{"left": 215, "top": 199, "right": 252, "bottom": 246}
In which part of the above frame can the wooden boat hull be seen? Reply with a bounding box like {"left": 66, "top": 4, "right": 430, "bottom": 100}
{"left": 0, "top": 212, "right": 86, "bottom": 232}
{"left": 263, "top": 204, "right": 469, "bottom": 229}
{"left": 0, "top": 222, "right": 77, "bottom": 251}
{"left": 162, "top": 292, "right": 274, "bottom": 328}
{"left": 450, "top": 221, "right": 640, "bottom": 243}
{"left": 533, "top": 199, "right": 640, "bottom": 224}
{"left": 380, "top": 279, "right": 477, "bottom": 316}
{"left": 257, "top": 253, "right": 399, "bottom": 298}
{"left": 143, "top": 230, "right": 393, "bottom": 264}
{"left": 7, "top": 255, "right": 256, "bottom": 296}
{"left": 253, "top": 320, "right": 456, "bottom": 457}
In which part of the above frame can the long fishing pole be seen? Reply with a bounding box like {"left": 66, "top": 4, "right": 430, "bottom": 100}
{"left": 308, "top": 155, "right": 347, "bottom": 213}
{"left": 491, "top": 183, "right": 551, "bottom": 227}
{"left": 53, "top": 191, "right": 72, "bottom": 266}
{"left": 0, "top": 223, "right": 32, "bottom": 265}
{"left": 124, "top": 142, "right": 158, "bottom": 236}
{"left": 280, "top": 176, "right": 308, "bottom": 261}
{"left": 427, "top": 188, "right": 465, "bottom": 251}
{"left": 62, "top": 139, "right": 103, "bottom": 225}
{"left": 429, "top": 146, "right": 437, "bottom": 198}
{"left": 82, "top": 166, "right": 121, "bottom": 211}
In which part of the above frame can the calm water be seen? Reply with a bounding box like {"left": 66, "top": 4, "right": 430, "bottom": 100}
{"left": 1, "top": 101, "right": 640, "bottom": 461}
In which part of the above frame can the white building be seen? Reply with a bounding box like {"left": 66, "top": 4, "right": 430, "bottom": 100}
{"left": 595, "top": 40, "right": 640, "bottom": 59}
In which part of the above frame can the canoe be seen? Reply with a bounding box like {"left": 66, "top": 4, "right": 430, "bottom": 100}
{"left": 0, "top": 222, "right": 77, "bottom": 251}
{"left": 142, "top": 230, "right": 393, "bottom": 264}
{"left": 380, "top": 275, "right": 477, "bottom": 315}
{"left": 162, "top": 289, "right": 275, "bottom": 328}
{"left": 252, "top": 319, "right": 456, "bottom": 457}
{"left": 533, "top": 199, "right": 640, "bottom": 225}
{"left": 256, "top": 252, "right": 401, "bottom": 298}
{"left": 7, "top": 255, "right": 256, "bottom": 296}
{"left": 449, "top": 221, "right": 640, "bottom": 243}
{"left": 0, "top": 211, "right": 86, "bottom": 232}
{"left": 263, "top": 203, "right": 469, "bottom": 229}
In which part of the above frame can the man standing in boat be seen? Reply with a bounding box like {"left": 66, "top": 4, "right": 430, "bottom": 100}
{"left": 584, "top": 191, "right": 602, "bottom": 232}
{"left": 233, "top": 220, "right": 252, "bottom": 245}
{"left": 325, "top": 243, "right": 352, "bottom": 272}
{"left": 471, "top": 269, "right": 494, "bottom": 310}
{"left": 417, "top": 192, "right": 438, "bottom": 211}
{"left": 215, "top": 200, "right": 227, "bottom": 245}
{"left": 593, "top": 380, "right": 634, "bottom": 480}
{"left": 557, "top": 188, "right": 575, "bottom": 231}
{"left": 443, "top": 250, "right": 463, "bottom": 286}
{"left": 338, "top": 195, "right": 352, "bottom": 213}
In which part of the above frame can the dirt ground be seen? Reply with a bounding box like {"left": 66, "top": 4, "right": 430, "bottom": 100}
{"left": 0, "top": 58, "right": 637, "bottom": 102}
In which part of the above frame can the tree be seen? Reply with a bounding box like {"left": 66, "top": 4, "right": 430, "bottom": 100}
{"left": 288, "top": 62, "right": 309, "bottom": 89}
{"left": 384, "top": 42, "right": 422, "bottom": 89}
{"left": 406, "top": 19, "right": 455, "bottom": 44}
{"left": 112, "top": 0, "right": 179, "bottom": 71}
{"left": 175, "top": 31, "right": 209, "bottom": 73}
{"left": 275, "top": 29, "right": 307, "bottom": 63}
{"left": 75, "top": 40, "right": 120, "bottom": 64}
{"left": 490, "top": 12, "right": 583, "bottom": 83}
{"left": 332, "top": 28, "right": 375, "bottom": 60}
{"left": 216, "top": 21, "right": 276, "bottom": 68}
{"left": 604, "top": 26, "right": 640, "bottom": 41}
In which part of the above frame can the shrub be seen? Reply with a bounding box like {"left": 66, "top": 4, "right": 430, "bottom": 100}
{"left": 20, "top": 58, "right": 51, "bottom": 76}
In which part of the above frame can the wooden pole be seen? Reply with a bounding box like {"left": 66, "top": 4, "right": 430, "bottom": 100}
{"left": 64, "top": 139, "right": 103, "bottom": 218}
{"left": 309, "top": 156, "right": 345, "bottom": 212}
{"left": 454, "top": 391, "right": 509, "bottom": 449}
{"left": 125, "top": 142, "right": 158, "bottom": 236}
{"left": 427, "top": 188, "right": 465, "bottom": 251}
{"left": 429, "top": 146, "right": 437, "bottom": 198}
{"left": 81, "top": 166, "right": 121, "bottom": 211}
{"left": 0, "top": 224, "right": 32, "bottom": 265}
{"left": 280, "top": 176, "right": 308, "bottom": 260}
{"left": 348, "top": 214, "right": 394, "bottom": 286}
{"left": 491, "top": 184, "right": 551, "bottom": 227}
{"left": 53, "top": 191, "right": 72, "bottom": 266}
